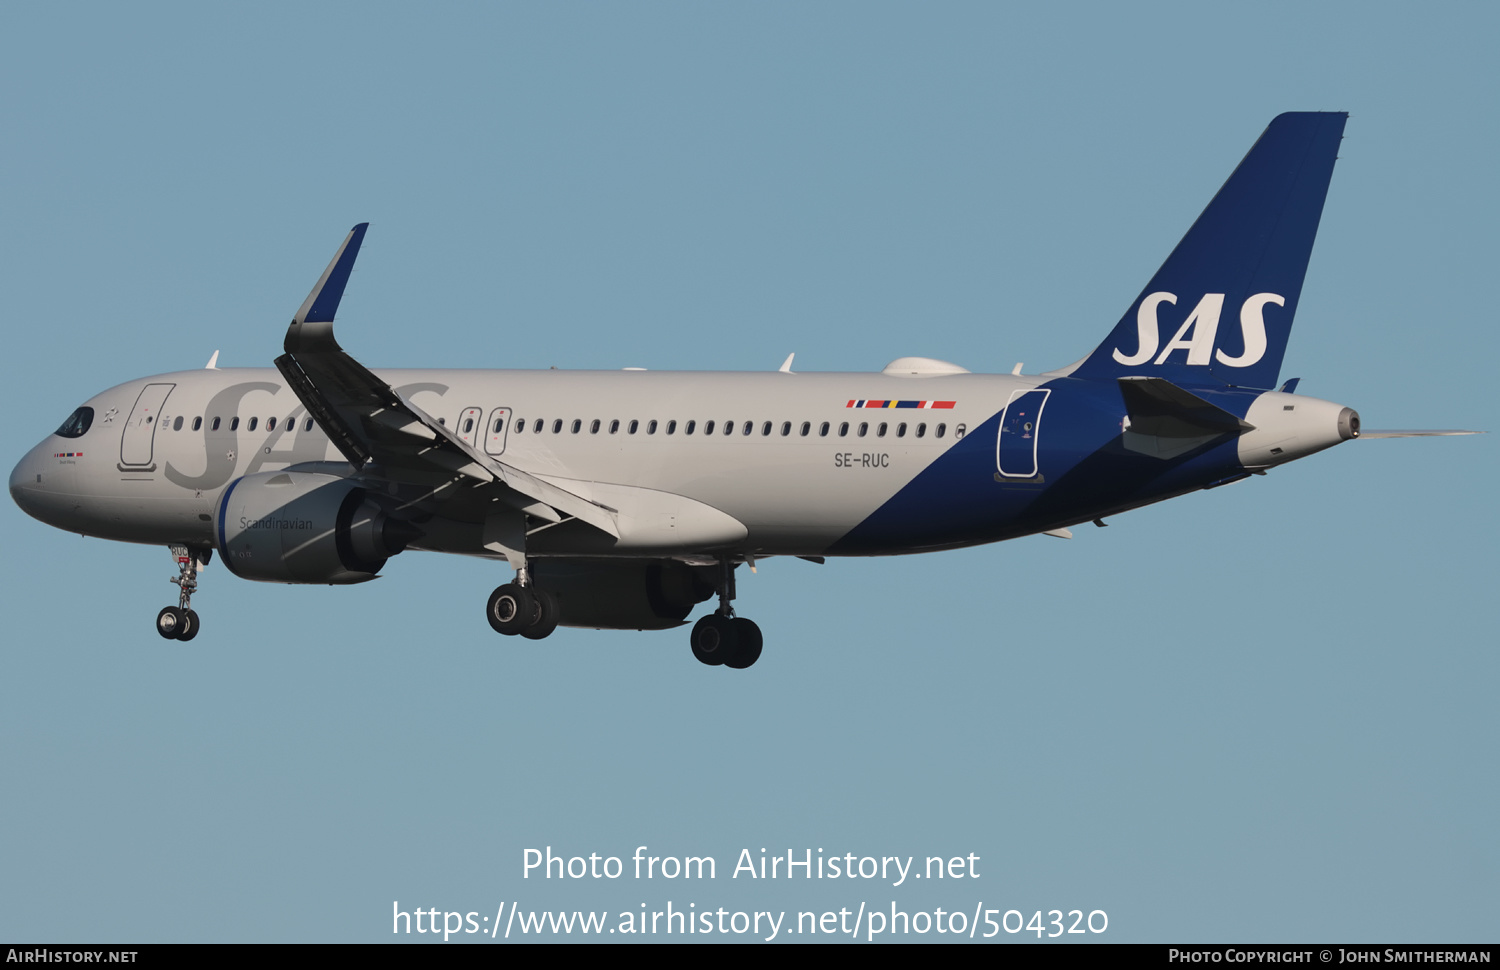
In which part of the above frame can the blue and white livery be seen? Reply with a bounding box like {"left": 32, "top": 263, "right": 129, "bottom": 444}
{"left": 9, "top": 113, "right": 1475, "bottom": 668}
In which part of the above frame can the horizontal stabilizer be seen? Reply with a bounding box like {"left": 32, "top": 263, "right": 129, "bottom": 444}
{"left": 1118, "top": 376, "right": 1254, "bottom": 438}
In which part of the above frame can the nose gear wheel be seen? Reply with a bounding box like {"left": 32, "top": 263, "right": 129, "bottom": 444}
{"left": 156, "top": 545, "right": 207, "bottom": 641}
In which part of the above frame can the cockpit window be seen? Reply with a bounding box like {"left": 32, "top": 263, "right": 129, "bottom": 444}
{"left": 55, "top": 407, "right": 94, "bottom": 439}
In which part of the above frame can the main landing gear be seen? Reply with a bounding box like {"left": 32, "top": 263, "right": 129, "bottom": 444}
{"left": 690, "top": 560, "right": 762, "bottom": 669}
{"left": 483, "top": 557, "right": 763, "bottom": 667}
{"left": 486, "top": 570, "right": 560, "bottom": 641}
{"left": 156, "top": 544, "right": 206, "bottom": 641}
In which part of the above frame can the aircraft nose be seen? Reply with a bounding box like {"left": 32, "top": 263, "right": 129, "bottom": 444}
{"left": 11, "top": 447, "right": 39, "bottom": 513}
{"left": 11, "top": 442, "right": 54, "bottom": 521}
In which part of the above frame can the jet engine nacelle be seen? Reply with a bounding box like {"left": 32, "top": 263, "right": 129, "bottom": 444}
{"left": 530, "top": 560, "right": 715, "bottom": 630}
{"left": 216, "top": 471, "right": 418, "bottom": 584}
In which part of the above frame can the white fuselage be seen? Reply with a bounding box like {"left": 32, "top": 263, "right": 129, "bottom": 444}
{"left": 12, "top": 365, "right": 1042, "bottom": 560}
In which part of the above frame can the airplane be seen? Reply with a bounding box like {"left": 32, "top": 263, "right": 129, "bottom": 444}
{"left": 9, "top": 112, "right": 1476, "bottom": 669}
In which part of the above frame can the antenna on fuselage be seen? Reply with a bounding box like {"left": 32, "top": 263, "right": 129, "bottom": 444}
{"left": 778, "top": 353, "right": 795, "bottom": 373}
{"left": 205, "top": 350, "right": 220, "bottom": 369}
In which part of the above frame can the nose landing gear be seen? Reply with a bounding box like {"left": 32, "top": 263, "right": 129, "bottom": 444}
{"left": 157, "top": 545, "right": 206, "bottom": 641}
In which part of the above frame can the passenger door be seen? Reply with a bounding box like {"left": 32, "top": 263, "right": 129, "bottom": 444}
{"left": 996, "top": 388, "right": 1049, "bottom": 478}
{"left": 120, "top": 383, "right": 175, "bottom": 468}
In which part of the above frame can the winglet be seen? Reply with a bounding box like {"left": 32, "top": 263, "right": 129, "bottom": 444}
{"left": 285, "top": 223, "right": 369, "bottom": 354}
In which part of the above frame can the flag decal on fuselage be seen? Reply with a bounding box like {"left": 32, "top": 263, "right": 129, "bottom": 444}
{"left": 846, "top": 400, "right": 956, "bottom": 409}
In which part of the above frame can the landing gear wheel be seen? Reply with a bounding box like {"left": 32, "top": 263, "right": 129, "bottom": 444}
{"left": 487, "top": 584, "right": 536, "bottom": 636}
{"left": 163, "top": 546, "right": 205, "bottom": 641}
{"left": 724, "top": 617, "right": 762, "bottom": 669}
{"left": 520, "top": 589, "right": 560, "bottom": 640}
{"left": 690, "top": 613, "right": 736, "bottom": 666}
{"left": 156, "top": 606, "right": 187, "bottom": 640}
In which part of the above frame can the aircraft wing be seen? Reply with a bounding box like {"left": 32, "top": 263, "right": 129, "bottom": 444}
{"left": 273, "top": 225, "right": 620, "bottom": 538}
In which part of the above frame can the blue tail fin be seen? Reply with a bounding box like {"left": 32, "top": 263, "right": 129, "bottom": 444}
{"left": 1072, "top": 112, "right": 1347, "bottom": 390}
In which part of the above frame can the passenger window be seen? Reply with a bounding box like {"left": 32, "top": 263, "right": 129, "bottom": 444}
{"left": 647, "top": 420, "right": 658, "bottom": 435}
{"left": 800, "top": 421, "right": 810, "bottom": 436}
{"left": 610, "top": 419, "right": 620, "bottom": 434}
{"left": 858, "top": 422, "right": 868, "bottom": 437}
{"left": 230, "top": 417, "right": 240, "bottom": 431}
{"left": 704, "top": 420, "right": 715, "bottom": 435}
{"left": 438, "top": 418, "right": 446, "bottom": 426}
{"left": 514, "top": 419, "right": 524, "bottom": 433}
{"left": 742, "top": 421, "right": 753, "bottom": 436}
{"left": 305, "top": 418, "right": 314, "bottom": 432}
{"left": 724, "top": 421, "right": 733, "bottom": 436}
{"left": 212, "top": 417, "right": 222, "bottom": 431}
{"left": 780, "top": 421, "right": 791, "bottom": 436}
{"left": 666, "top": 420, "right": 676, "bottom": 435}
{"left": 192, "top": 416, "right": 202, "bottom": 431}
{"left": 173, "top": 416, "right": 184, "bottom": 431}
{"left": 685, "top": 420, "right": 695, "bottom": 435}
{"left": 267, "top": 417, "right": 277, "bottom": 431}
{"left": 955, "top": 423, "right": 966, "bottom": 439}
{"left": 936, "top": 423, "right": 946, "bottom": 438}
{"left": 590, "top": 419, "right": 600, "bottom": 434}
{"left": 533, "top": 419, "right": 542, "bottom": 434}
{"left": 761, "top": 421, "right": 772, "bottom": 436}
{"left": 286, "top": 415, "right": 295, "bottom": 428}
{"left": 571, "top": 419, "right": 582, "bottom": 434}
{"left": 896, "top": 422, "right": 906, "bottom": 438}
{"left": 248, "top": 417, "right": 258, "bottom": 431}
{"left": 552, "top": 419, "right": 563, "bottom": 434}
{"left": 915, "top": 423, "right": 926, "bottom": 438}
{"left": 498, "top": 419, "right": 508, "bottom": 434}
{"left": 839, "top": 422, "right": 849, "bottom": 437}
{"left": 629, "top": 420, "right": 639, "bottom": 434}
{"left": 819, "top": 422, "right": 829, "bottom": 437}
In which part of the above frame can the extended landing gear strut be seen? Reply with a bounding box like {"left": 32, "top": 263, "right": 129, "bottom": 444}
{"left": 689, "top": 559, "right": 762, "bottom": 669}
{"left": 486, "top": 566, "right": 560, "bottom": 641}
{"left": 482, "top": 511, "right": 559, "bottom": 641}
{"left": 156, "top": 544, "right": 207, "bottom": 641}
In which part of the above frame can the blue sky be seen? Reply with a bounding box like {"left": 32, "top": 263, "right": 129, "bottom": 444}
{"left": 1, "top": 2, "right": 1494, "bottom": 943}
